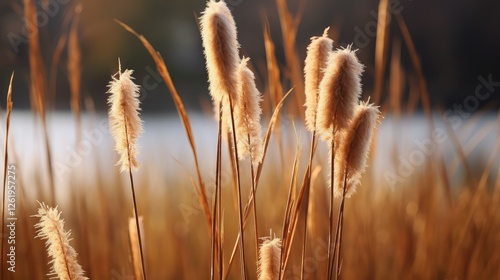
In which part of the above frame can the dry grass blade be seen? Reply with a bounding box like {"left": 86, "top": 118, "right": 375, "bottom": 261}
{"left": 116, "top": 19, "right": 212, "bottom": 232}
{"left": 389, "top": 38, "right": 403, "bottom": 117}
{"left": 24, "top": 0, "right": 55, "bottom": 204}
{"left": 373, "top": 0, "right": 390, "bottom": 104}
{"left": 275, "top": 0, "right": 305, "bottom": 117}
{"left": 449, "top": 138, "right": 500, "bottom": 277}
{"left": 1, "top": 72, "right": 14, "bottom": 274}
{"left": 68, "top": 4, "right": 84, "bottom": 141}
{"left": 263, "top": 20, "right": 284, "bottom": 112}
{"left": 395, "top": 14, "right": 431, "bottom": 118}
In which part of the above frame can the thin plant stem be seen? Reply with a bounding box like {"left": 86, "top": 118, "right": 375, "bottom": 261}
{"left": 248, "top": 134, "right": 260, "bottom": 266}
{"left": 228, "top": 95, "right": 247, "bottom": 280}
{"left": 212, "top": 107, "right": 223, "bottom": 280}
{"left": 327, "top": 138, "right": 335, "bottom": 279}
{"left": 123, "top": 110, "right": 147, "bottom": 280}
{"left": 300, "top": 131, "right": 317, "bottom": 279}
{"left": 332, "top": 163, "right": 349, "bottom": 280}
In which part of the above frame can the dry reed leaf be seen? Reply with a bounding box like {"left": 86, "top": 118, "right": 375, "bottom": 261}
{"left": 263, "top": 20, "right": 283, "bottom": 112}
{"left": 68, "top": 4, "right": 83, "bottom": 133}
{"left": 373, "top": 0, "right": 390, "bottom": 104}
{"left": 304, "top": 27, "right": 333, "bottom": 132}
{"left": 275, "top": 0, "right": 305, "bottom": 118}
{"left": 107, "top": 61, "right": 143, "bottom": 172}
{"left": 33, "top": 202, "right": 88, "bottom": 280}
{"left": 116, "top": 20, "right": 212, "bottom": 231}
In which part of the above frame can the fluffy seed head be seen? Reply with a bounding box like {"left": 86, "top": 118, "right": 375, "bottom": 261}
{"left": 258, "top": 237, "right": 282, "bottom": 280}
{"left": 107, "top": 62, "right": 143, "bottom": 172}
{"left": 235, "top": 57, "right": 264, "bottom": 164}
{"left": 33, "top": 202, "right": 88, "bottom": 280}
{"left": 304, "top": 27, "right": 333, "bottom": 132}
{"left": 200, "top": 0, "right": 240, "bottom": 104}
{"left": 316, "top": 46, "right": 364, "bottom": 141}
{"left": 334, "top": 101, "right": 380, "bottom": 198}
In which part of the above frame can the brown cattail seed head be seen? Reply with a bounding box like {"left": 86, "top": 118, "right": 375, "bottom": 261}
{"left": 334, "top": 101, "right": 380, "bottom": 198}
{"left": 235, "top": 57, "right": 264, "bottom": 164}
{"left": 304, "top": 27, "right": 333, "bottom": 132}
{"left": 316, "top": 46, "right": 364, "bottom": 141}
{"left": 107, "top": 62, "right": 143, "bottom": 172}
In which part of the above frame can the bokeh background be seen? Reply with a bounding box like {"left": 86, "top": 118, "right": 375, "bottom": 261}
{"left": 0, "top": 0, "right": 499, "bottom": 112}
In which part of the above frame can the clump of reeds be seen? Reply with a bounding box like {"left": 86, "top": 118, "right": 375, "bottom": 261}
{"left": 257, "top": 237, "right": 281, "bottom": 280}
{"left": 200, "top": 1, "right": 248, "bottom": 279}
{"left": 33, "top": 202, "right": 87, "bottom": 280}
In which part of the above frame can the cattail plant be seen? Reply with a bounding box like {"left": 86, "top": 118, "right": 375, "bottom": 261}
{"left": 107, "top": 60, "right": 147, "bottom": 280}
{"left": 258, "top": 237, "right": 281, "bottom": 280}
{"left": 300, "top": 27, "right": 333, "bottom": 278}
{"left": 331, "top": 101, "right": 381, "bottom": 279}
{"left": 33, "top": 202, "right": 87, "bottom": 280}
{"left": 235, "top": 56, "right": 264, "bottom": 262}
{"left": 200, "top": 1, "right": 247, "bottom": 278}
{"left": 315, "top": 46, "right": 364, "bottom": 279}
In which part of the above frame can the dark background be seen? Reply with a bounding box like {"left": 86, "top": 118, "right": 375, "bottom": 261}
{"left": 0, "top": 0, "right": 499, "bottom": 113}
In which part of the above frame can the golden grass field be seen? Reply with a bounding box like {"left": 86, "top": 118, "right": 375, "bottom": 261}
{"left": 1, "top": 0, "right": 500, "bottom": 279}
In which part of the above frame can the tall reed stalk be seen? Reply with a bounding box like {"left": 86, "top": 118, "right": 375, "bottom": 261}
{"left": 107, "top": 61, "right": 147, "bottom": 280}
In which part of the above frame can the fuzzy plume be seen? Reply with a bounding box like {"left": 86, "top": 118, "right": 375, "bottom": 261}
{"left": 334, "top": 101, "right": 380, "bottom": 198}
{"left": 33, "top": 202, "right": 88, "bottom": 280}
{"left": 316, "top": 46, "right": 364, "bottom": 141}
{"left": 235, "top": 57, "right": 264, "bottom": 164}
{"left": 304, "top": 27, "right": 333, "bottom": 132}
{"left": 258, "top": 237, "right": 282, "bottom": 280}
{"left": 200, "top": 0, "right": 240, "bottom": 127}
{"left": 107, "top": 61, "right": 143, "bottom": 173}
